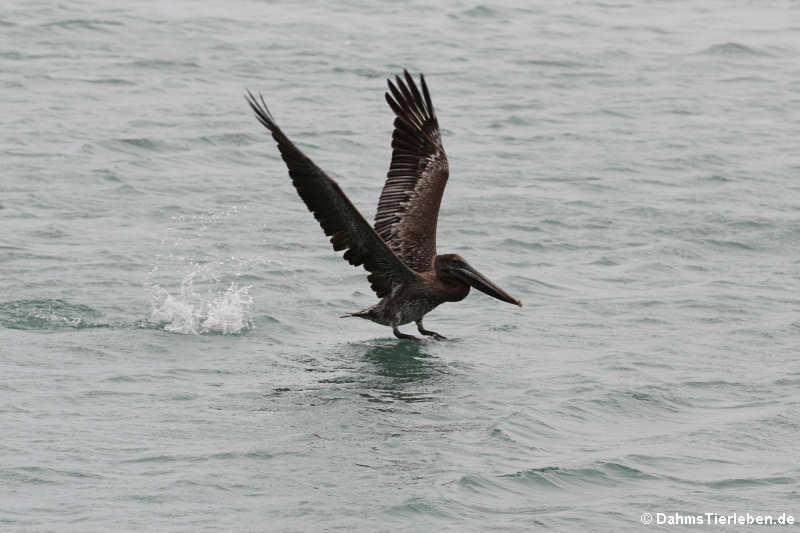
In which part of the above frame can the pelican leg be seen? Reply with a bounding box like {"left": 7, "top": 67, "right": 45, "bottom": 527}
{"left": 416, "top": 320, "right": 446, "bottom": 340}
{"left": 392, "top": 325, "right": 420, "bottom": 342}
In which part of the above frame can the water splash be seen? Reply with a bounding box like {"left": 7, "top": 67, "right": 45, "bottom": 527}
{"left": 149, "top": 271, "right": 253, "bottom": 335}
{"left": 145, "top": 206, "right": 258, "bottom": 335}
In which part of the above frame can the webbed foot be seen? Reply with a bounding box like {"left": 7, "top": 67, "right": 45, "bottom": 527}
{"left": 416, "top": 320, "right": 447, "bottom": 341}
{"left": 393, "top": 326, "right": 421, "bottom": 342}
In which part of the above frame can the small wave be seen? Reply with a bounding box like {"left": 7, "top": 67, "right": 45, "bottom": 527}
{"left": 129, "top": 59, "right": 200, "bottom": 69}
{"left": 386, "top": 498, "right": 456, "bottom": 519}
{"left": 27, "top": 225, "right": 69, "bottom": 239}
{"left": 455, "top": 5, "right": 500, "bottom": 19}
{"left": 113, "top": 138, "right": 169, "bottom": 152}
{"left": 499, "top": 467, "right": 565, "bottom": 489}
{"left": 699, "top": 42, "right": 771, "bottom": 57}
{"left": 517, "top": 58, "right": 588, "bottom": 69}
{"left": 698, "top": 174, "right": 733, "bottom": 183}
{"left": 705, "top": 476, "right": 794, "bottom": 489}
{"left": 330, "top": 66, "right": 385, "bottom": 78}
{"left": 120, "top": 449, "right": 279, "bottom": 464}
{"left": 0, "top": 299, "right": 103, "bottom": 330}
{"left": 83, "top": 78, "right": 136, "bottom": 86}
{"left": 500, "top": 461, "right": 656, "bottom": 489}
{"left": 588, "top": 256, "right": 619, "bottom": 266}
{"left": 196, "top": 132, "right": 257, "bottom": 146}
{"left": 705, "top": 239, "right": 755, "bottom": 251}
{"left": 148, "top": 276, "right": 254, "bottom": 335}
{"left": 95, "top": 137, "right": 190, "bottom": 156}
{"left": 721, "top": 75, "right": 769, "bottom": 84}
{"left": 500, "top": 238, "right": 544, "bottom": 250}
{"left": 39, "top": 19, "right": 123, "bottom": 32}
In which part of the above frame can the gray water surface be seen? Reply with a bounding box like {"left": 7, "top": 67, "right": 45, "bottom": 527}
{"left": 2, "top": 1, "right": 799, "bottom": 531}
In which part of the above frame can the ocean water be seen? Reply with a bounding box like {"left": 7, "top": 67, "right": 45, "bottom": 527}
{"left": 2, "top": 0, "right": 799, "bottom": 530}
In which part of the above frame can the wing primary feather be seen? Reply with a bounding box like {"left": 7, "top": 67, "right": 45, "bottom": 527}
{"left": 396, "top": 75, "right": 426, "bottom": 125}
{"left": 388, "top": 79, "right": 424, "bottom": 128}
{"left": 385, "top": 93, "right": 416, "bottom": 130}
{"left": 420, "top": 74, "right": 436, "bottom": 124}
{"left": 403, "top": 70, "right": 427, "bottom": 116}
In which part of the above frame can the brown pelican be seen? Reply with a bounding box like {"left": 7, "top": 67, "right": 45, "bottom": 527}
{"left": 246, "top": 70, "right": 521, "bottom": 340}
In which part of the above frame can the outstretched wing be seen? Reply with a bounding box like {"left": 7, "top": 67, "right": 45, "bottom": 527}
{"left": 375, "top": 70, "right": 449, "bottom": 273}
{"left": 245, "top": 91, "right": 418, "bottom": 298}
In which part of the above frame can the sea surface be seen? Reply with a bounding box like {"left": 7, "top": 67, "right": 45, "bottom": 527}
{"left": 2, "top": 1, "right": 799, "bottom": 531}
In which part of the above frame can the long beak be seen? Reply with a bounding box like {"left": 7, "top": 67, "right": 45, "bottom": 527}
{"left": 450, "top": 262, "right": 522, "bottom": 307}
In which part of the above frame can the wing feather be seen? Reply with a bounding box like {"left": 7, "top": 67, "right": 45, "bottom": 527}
{"left": 245, "top": 91, "right": 418, "bottom": 298}
{"left": 375, "top": 70, "right": 449, "bottom": 273}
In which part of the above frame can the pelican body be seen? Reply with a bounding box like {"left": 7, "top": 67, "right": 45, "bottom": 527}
{"left": 246, "top": 71, "right": 521, "bottom": 340}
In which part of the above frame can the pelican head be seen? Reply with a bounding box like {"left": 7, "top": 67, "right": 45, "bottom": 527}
{"left": 435, "top": 254, "right": 522, "bottom": 307}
